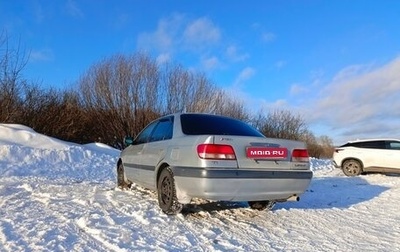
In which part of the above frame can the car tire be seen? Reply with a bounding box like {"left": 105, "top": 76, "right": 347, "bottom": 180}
{"left": 157, "top": 167, "right": 183, "bottom": 215}
{"left": 248, "top": 200, "right": 276, "bottom": 211}
{"left": 117, "top": 162, "right": 132, "bottom": 189}
{"left": 342, "top": 159, "right": 362, "bottom": 176}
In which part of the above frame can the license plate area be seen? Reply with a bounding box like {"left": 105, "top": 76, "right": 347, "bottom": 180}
{"left": 246, "top": 147, "right": 288, "bottom": 159}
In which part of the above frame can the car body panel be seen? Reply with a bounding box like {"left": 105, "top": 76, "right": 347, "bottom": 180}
{"left": 119, "top": 113, "right": 312, "bottom": 205}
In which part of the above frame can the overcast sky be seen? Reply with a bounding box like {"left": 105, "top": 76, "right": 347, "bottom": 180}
{"left": 1, "top": 0, "right": 400, "bottom": 144}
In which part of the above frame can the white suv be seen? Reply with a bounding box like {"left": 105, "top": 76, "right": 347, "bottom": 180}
{"left": 333, "top": 139, "right": 400, "bottom": 176}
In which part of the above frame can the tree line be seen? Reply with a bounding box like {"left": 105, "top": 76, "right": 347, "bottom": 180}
{"left": 0, "top": 32, "right": 334, "bottom": 158}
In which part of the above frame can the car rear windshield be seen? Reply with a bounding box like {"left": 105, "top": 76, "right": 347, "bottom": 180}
{"left": 180, "top": 114, "right": 264, "bottom": 137}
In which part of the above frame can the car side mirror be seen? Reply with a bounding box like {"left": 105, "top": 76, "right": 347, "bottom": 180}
{"left": 124, "top": 136, "right": 134, "bottom": 146}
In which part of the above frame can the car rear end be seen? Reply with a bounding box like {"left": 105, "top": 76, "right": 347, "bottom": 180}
{"left": 333, "top": 143, "right": 361, "bottom": 169}
{"left": 169, "top": 114, "right": 313, "bottom": 204}
{"left": 332, "top": 147, "right": 346, "bottom": 168}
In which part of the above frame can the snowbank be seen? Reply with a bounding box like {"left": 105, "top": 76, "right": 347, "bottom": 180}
{"left": 0, "top": 124, "right": 119, "bottom": 181}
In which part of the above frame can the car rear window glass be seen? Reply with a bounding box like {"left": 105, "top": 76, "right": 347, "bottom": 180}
{"left": 388, "top": 141, "right": 400, "bottom": 150}
{"left": 180, "top": 114, "right": 264, "bottom": 137}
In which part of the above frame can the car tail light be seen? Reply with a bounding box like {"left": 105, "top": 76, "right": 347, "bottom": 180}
{"left": 292, "top": 149, "right": 309, "bottom": 162}
{"left": 197, "top": 144, "right": 236, "bottom": 160}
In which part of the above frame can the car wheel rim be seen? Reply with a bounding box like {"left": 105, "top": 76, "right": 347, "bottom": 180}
{"left": 345, "top": 162, "right": 359, "bottom": 175}
{"left": 161, "top": 176, "right": 172, "bottom": 205}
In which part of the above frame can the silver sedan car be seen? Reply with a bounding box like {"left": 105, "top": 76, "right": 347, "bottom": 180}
{"left": 117, "top": 113, "right": 313, "bottom": 214}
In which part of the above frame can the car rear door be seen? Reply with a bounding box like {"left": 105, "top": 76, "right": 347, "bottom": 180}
{"left": 384, "top": 140, "right": 400, "bottom": 169}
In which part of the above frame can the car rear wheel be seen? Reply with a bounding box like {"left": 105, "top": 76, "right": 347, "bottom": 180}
{"left": 342, "top": 159, "right": 362, "bottom": 176}
{"left": 157, "top": 167, "right": 183, "bottom": 215}
{"left": 117, "top": 162, "right": 132, "bottom": 189}
{"left": 248, "top": 200, "right": 275, "bottom": 211}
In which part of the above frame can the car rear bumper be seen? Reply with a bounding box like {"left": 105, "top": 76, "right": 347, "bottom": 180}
{"left": 171, "top": 166, "right": 313, "bottom": 203}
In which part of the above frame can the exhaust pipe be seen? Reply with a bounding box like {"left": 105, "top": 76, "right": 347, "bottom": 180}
{"left": 275, "top": 195, "right": 300, "bottom": 202}
{"left": 286, "top": 195, "right": 300, "bottom": 201}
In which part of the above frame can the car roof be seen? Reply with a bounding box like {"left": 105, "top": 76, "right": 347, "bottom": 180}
{"left": 172, "top": 112, "right": 230, "bottom": 116}
{"left": 151, "top": 112, "right": 242, "bottom": 126}
{"left": 163, "top": 112, "right": 238, "bottom": 119}
{"left": 345, "top": 138, "right": 400, "bottom": 143}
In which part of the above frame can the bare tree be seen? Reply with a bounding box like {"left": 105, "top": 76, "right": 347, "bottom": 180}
{"left": 161, "top": 63, "right": 191, "bottom": 114}
{"left": 18, "top": 85, "right": 88, "bottom": 143}
{"left": 78, "top": 55, "right": 255, "bottom": 147}
{"left": 186, "top": 72, "right": 219, "bottom": 113}
{"left": 0, "top": 31, "right": 29, "bottom": 122}
{"left": 160, "top": 63, "right": 250, "bottom": 119}
{"left": 301, "top": 130, "right": 320, "bottom": 158}
{"left": 78, "top": 53, "right": 161, "bottom": 147}
{"left": 318, "top": 135, "right": 335, "bottom": 158}
{"left": 161, "top": 64, "right": 220, "bottom": 114}
{"left": 253, "top": 109, "right": 308, "bottom": 140}
{"left": 212, "top": 90, "right": 249, "bottom": 121}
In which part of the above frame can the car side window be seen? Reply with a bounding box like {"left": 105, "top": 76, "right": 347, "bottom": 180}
{"left": 149, "top": 117, "right": 173, "bottom": 142}
{"left": 387, "top": 141, "right": 400, "bottom": 150}
{"left": 134, "top": 120, "right": 158, "bottom": 145}
{"left": 357, "top": 141, "right": 385, "bottom": 149}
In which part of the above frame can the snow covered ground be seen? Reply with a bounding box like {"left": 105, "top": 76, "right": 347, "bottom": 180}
{"left": 0, "top": 124, "right": 399, "bottom": 252}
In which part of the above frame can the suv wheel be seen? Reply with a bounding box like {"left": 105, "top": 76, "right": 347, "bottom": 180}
{"left": 342, "top": 159, "right": 362, "bottom": 176}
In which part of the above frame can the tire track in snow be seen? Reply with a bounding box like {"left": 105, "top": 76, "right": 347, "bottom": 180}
{"left": 34, "top": 183, "right": 139, "bottom": 252}
{"left": 0, "top": 178, "right": 123, "bottom": 252}
{"left": 102, "top": 187, "right": 210, "bottom": 251}
{"left": 111, "top": 186, "right": 278, "bottom": 251}
{"left": 93, "top": 185, "right": 264, "bottom": 251}
{"left": 184, "top": 208, "right": 273, "bottom": 251}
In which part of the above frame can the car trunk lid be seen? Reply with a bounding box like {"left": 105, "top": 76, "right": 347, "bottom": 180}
{"left": 212, "top": 135, "right": 309, "bottom": 170}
